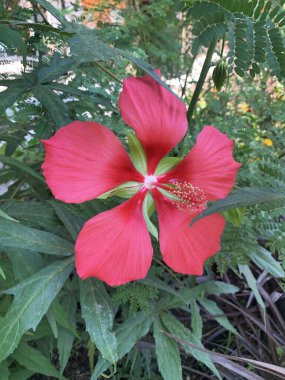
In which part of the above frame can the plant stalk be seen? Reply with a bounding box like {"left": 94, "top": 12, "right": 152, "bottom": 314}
{"left": 186, "top": 39, "right": 217, "bottom": 124}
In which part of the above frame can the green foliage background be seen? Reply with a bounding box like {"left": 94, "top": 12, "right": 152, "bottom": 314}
{"left": 0, "top": 0, "right": 285, "bottom": 379}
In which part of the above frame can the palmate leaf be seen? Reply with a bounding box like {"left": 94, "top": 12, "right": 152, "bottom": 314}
{"left": 0, "top": 25, "right": 27, "bottom": 56}
{"left": 0, "top": 1, "right": 176, "bottom": 117}
{"left": 0, "top": 79, "right": 33, "bottom": 114}
{"left": 186, "top": 0, "right": 285, "bottom": 79}
{"left": 0, "top": 257, "right": 74, "bottom": 362}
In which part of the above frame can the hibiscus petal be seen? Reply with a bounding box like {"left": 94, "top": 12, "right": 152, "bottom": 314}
{"left": 118, "top": 73, "right": 187, "bottom": 173}
{"left": 75, "top": 190, "right": 153, "bottom": 286}
{"left": 153, "top": 189, "right": 225, "bottom": 275}
{"left": 160, "top": 126, "right": 241, "bottom": 200}
{"left": 42, "top": 121, "right": 143, "bottom": 203}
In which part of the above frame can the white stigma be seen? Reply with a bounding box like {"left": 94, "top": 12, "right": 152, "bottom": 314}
{"left": 144, "top": 175, "right": 157, "bottom": 189}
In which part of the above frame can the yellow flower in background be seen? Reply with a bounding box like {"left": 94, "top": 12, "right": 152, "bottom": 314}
{"left": 262, "top": 138, "right": 273, "bottom": 147}
{"left": 237, "top": 102, "right": 250, "bottom": 113}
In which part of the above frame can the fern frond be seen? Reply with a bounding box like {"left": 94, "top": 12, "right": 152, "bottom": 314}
{"left": 186, "top": 0, "right": 285, "bottom": 79}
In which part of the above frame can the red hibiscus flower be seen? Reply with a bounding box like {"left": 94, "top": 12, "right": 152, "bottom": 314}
{"left": 42, "top": 73, "right": 241, "bottom": 286}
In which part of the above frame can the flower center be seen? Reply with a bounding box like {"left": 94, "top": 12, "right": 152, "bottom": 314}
{"left": 144, "top": 175, "right": 157, "bottom": 189}
{"left": 169, "top": 181, "right": 208, "bottom": 213}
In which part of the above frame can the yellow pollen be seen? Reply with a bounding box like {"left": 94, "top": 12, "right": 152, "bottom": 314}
{"left": 169, "top": 181, "right": 208, "bottom": 213}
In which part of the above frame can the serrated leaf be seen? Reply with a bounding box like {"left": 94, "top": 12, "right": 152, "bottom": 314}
{"left": 4, "top": 248, "right": 43, "bottom": 281}
{"left": 70, "top": 28, "right": 119, "bottom": 63}
{"left": 196, "top": 281, "right": 239, "bottom": 296}
{"left": 199, "top": 299, "right": 238, "bottom": 334}
{"left": 3, "top": 200, "right": 61, "bottom": 234}
{"left": 191, "top": 187, "right": 285, "bottom": 225}
{"left": 0, "top": 155, "right": 44, "bottom": 183}
{"left": 9, "top": 369, "right": 33, "bottom": 380}
{"left": 0, "top": 219, "right": 73, "bottom": 255}
{"left": 80, "top": 279, "right": 118, "bottom": 363}
{"left": 153, "top": 317, "right": 182, "bottom": 380}
{"left": 31, "top": 85, "right": 71, "bottom": 128}
{"left": 160, "top": 312, "right": 221, "bottom": 379}
{"left": 37, "top": 53, "right": 75, "bottom": 83}
{"left": 51, "top": 298, "right": 78, "bottom": 337}
{"left": 12, "top": 343, "right": 62, "bottom": 378}
{"left": 0, "top": 25, "right": 26, "bottom": 56}
{"left": 0, "top": 80, "right": 32, "bottom": 114}
{"left": 91, "top": 311, "right": 153, "bottom": 379}
{"left": 47, "top": 83, "right": 115, "bottom": 110}
{"left": 190, "top": 300, "right": 202, "bottom": 339}
{"left": 57, "top": 294, "right": 77, "bottom": 376}
{"left": 0, "top": 360, "right": 9, "bottom": 380}
{"left": 250, "top": 245, "right": 284, "bottom": 277}
{"left": 239, "top": 264, "right": 265, "bottom": 320}
{"left": 0, "top": 257, "right": 74, "bottom": 362}
{"left": 51, "top": 201, "right": 84, "bottom": 241}
{"left": 0, "top": 208, "right": 18, "bottom": 222}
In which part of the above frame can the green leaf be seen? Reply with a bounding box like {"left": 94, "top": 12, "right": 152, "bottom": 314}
{"left": 153, "top": 316, "right": 182, "bottom": 380}
{"left": 37, "top": 53, "right": 75, "bottom": 83}
{"left": 0, "top": 25, "right": 27, "bottom": 55}
{"left": 190, "top": 300, "right": 203, "bottom": 339}
{"left": 12, "top": 343, "right": 61, "bottom": 378}
{"left": 4, "top": 248, "right": 43, "bottom": 281}
{"left": 0, "top": 155, "right": 45, "bottom": 184}
{"left": 250, "top": 246, "right": 284, "bottom": 277}
{"left": 57, "top": 294, "right": 77, "bottom": 376}
{"left": 80, "top": 279, "right": 118, "bottom": 363}
{"left": 195, "top": 281, "right": 239, "bottom": 296}
{"left": 0, "top": 208, "right": 18, "bottom": 223}
{"left": 47, "top": 83, "right": 115, "bottom": 110}
{"left": 191, "top": 187, "right": 285, "bottom": 225}
{"left": 0, "top": 257, "right": 74, "bottom": 362}
{"left": 51, "top": 299, "right": 78, "bottom": 338}
{"left": 127, "top": 132, "right": 147, "bottom": 175}
{"left": 0, "top": 80, "right": 32, "bottom": 114}
{"left": 29, "top": 0, "right": 69, "bottom": 26}
{"left": 0, "top": 360, "right": 9, "bottom": 380}
{"left": 51, "top": 201, "right": 84, "bottom": 241}
{"left": 69, "top": 28, "right": 120, "bottom": 63}
{"left": 222, "top": 207, "right": 245, "bottom": 226}
{"left": 0, "top": 219, "right": 73, "bottom": 256}
{"left": 3, "top": 201, "right": 60, "bottom": 234}
{"left": 160, "top": 312, "right": 221, "bottom": 379}
{"left": 0, "top": 265, "right": 5, "bottom": 279}
{"left": 31, "top": 85, "right": 71, "bottom": 128}
{"left": 9, "top": 369, "right": 33, "bottom": 380}
{"left": 239, "top": 264, "right": 265, "bottom": 320}
{"left": 199, "top": 299, "right": 238, "bottom": 335}
{"left": 91, "top": 311, "right": 153, "bottom": 379}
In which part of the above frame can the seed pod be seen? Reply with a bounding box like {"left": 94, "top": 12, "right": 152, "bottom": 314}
{"left": 212, "top": 61, "right": 228, "bottom": 91}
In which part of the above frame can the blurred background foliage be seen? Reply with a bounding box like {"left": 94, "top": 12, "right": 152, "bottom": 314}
{"left": 0, "top": 0, "right": 285, "bottom": 379}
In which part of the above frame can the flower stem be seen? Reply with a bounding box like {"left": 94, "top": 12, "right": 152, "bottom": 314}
{"left": 186, "top": 39, "right": 217, "bottom": 124}
{"left": 94, "top": 62, "right": 123, "bottom": 84}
